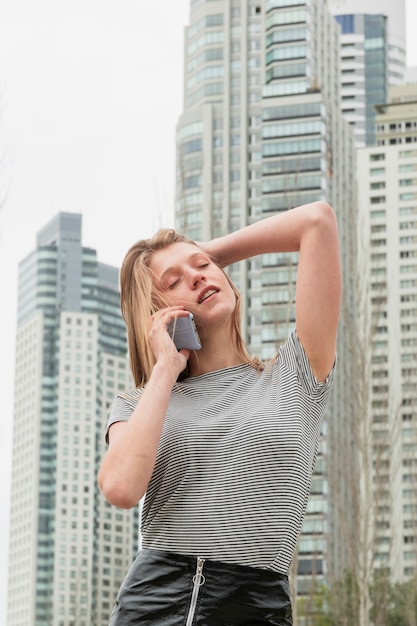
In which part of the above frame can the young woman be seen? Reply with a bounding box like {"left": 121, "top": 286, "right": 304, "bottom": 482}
{"left": 98, "top": 201, "right": 341, "bottom": 625}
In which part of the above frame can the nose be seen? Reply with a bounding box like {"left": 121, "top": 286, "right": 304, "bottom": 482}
{"left": 188, "top": 267, "right": 206, "bottom": 289}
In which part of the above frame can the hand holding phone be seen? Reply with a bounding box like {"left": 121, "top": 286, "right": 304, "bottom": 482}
{"left": 168, "top": 313, "right": 202, "bottom": 350}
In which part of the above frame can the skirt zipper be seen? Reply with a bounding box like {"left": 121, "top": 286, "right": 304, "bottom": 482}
{"left": 185, "top": 557, "right": 206, "bottom": 626}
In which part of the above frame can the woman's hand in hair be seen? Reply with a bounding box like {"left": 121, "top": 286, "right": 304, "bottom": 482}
{"left": 194, "top": 241, "right": 225, "bottom": 268}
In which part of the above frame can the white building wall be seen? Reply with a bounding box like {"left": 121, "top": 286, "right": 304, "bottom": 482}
{"left": 7, "top": 312, "right": 44, "bottom": 626}
{"left": 52, "top": 311, "right": 98, "bottom": 625}
{"left": 356, "top": 142, "right": 417, "bottom": 581}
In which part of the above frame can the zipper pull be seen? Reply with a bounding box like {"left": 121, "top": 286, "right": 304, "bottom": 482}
{"left": 186, "top": 558, "right": 206, "bottom": 626}
{"left": 193, "top": 558, "right": 205, "bottom": 586}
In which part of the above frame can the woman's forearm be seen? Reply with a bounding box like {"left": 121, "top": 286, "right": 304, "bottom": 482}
{"left": 98, "top": 361, "right": 175, "bottom": 508}
{"left": 204, "top": 201, "right": 331, "bottom": 267}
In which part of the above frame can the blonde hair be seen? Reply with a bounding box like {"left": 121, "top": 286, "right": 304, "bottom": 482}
{"left": 120, "top": 228, "right": 261, "bottom": 387}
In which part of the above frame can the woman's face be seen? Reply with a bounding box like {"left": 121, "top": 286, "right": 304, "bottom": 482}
{"left": 149, "top": 242, "right": 237, "bottom": 329}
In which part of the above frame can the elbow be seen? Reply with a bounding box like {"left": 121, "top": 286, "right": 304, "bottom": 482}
{"left": 302, "top": 201, "right": 339, "bottom": 245}
{"left": 98, "top": 470, "right": 143, "bottom": 509}
{"left": 103, "top": 491, "right": 141, "bottom": 510}
{"left": 310, "top": 201, "right": 337, "bottom": 229}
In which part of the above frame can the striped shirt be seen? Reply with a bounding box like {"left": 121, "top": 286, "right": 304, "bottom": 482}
{"left": 106, "top": 331, "right": 335, "bottom": 574}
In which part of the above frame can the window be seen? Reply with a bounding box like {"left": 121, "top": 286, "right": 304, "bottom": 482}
{"left": 371, "top": 210, "right": 386, "bottom": 219}
{"left": 400, "top": 150, "right": 417, "bottom": 158}
{"left": 371, "top": 196, "right": 386, "bottom": 204}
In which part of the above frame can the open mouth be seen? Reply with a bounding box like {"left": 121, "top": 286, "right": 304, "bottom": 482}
{"left": 198, "top": 289, "right": 218, "bottom": 304}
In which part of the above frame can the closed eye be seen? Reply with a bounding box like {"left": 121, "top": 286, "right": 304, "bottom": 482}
{"left": 167, "top": 278, "right": 180, "bottom": 289}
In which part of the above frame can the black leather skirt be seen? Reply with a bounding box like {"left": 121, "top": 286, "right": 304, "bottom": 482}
{"left": 109, "top": 548, "right": 293, "bottom": 626}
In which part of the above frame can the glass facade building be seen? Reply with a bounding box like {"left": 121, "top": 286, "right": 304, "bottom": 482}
{"left": 176, "top": 0, "right": 357, "bottom": 606}
{"left": 334, "top": 13, "right": 388, "bottom": 146}
{"left": 7, "top": 213, "right": 138, "bottom": 626}
{"left": 330, "top": 0, "right": 406, "bottom": 147}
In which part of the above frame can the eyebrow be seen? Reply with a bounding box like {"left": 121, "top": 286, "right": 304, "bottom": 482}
{"left": 159, "top": 251, "right": 208, "bottom": 282}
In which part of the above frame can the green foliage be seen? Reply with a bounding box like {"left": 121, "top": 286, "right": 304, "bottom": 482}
{"left": 296, "top": 574, "right": 359, "bottom": 626}
{"left": 296, "top": 583, "right": 332, "bottom": 626}
{"left": 370, "top": 573, "right": 417, "bottom": 626}
{"left": 296, "top": 572, "right": 417, "bottom": 626}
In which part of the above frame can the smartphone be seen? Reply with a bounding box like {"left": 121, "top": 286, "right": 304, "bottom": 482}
{"left": 168, "top": 313, "right": 202, "bottom": 350}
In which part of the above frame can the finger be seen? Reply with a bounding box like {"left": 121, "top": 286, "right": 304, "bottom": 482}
{"left": 149, "top": 306, "right": 185, "bottom": 329}
{"left": 150, "top": 305, "right": 184, "bottom": 320}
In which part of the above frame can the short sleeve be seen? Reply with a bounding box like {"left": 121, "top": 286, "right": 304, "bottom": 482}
{"left": 105, "top": 389, "right": 142, "bottom": 443}
{"left": 278, "top": 331, "right": 336, "bottom": 402}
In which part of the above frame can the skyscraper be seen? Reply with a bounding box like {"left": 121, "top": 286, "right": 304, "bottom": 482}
{"left": 356, "top": 84, "right": 417, "bottom": 582}
{"left": 330, "top": 0, "right": 406, "bottom": 146}
{"left": 176, "top": 0, "right": 356, "bottom": 604}
{"left": 7, "top": 213, "right": 138, "bottom": 626}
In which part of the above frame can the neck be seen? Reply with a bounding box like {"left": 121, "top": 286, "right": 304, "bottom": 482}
{"left": 188, "top": 347, "right": 245, "bottom": 377}
{"left": 187, "top": 324, "right": 246, "bottom": 376}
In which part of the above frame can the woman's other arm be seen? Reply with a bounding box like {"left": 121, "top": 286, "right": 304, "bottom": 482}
{"left": 202, "top": 202, "right": 341, "bottom": 381}
{"left": 98, "top": 307, "right": 190, "bottom": 508}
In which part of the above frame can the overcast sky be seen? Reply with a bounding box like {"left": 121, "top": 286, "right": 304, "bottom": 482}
{"left": 1, "top": 1, "right": 417, "bottom": 622}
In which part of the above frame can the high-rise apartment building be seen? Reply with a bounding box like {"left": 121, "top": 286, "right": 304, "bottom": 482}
{"left": 356, "top": 84, "right": 417, "bottom": 582}
{"left": 176, "top": 0, "right": 356, "bottom": 603}
{"left": 7, "top": 213, "right": 138, "bottom": 626}
{"left": 330, "top": 0, "right": 406, "bottom": 146}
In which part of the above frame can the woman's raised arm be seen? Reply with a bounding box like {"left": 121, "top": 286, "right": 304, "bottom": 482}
{"left": 201, "top": 201, "right": 341, "bottom": 381}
